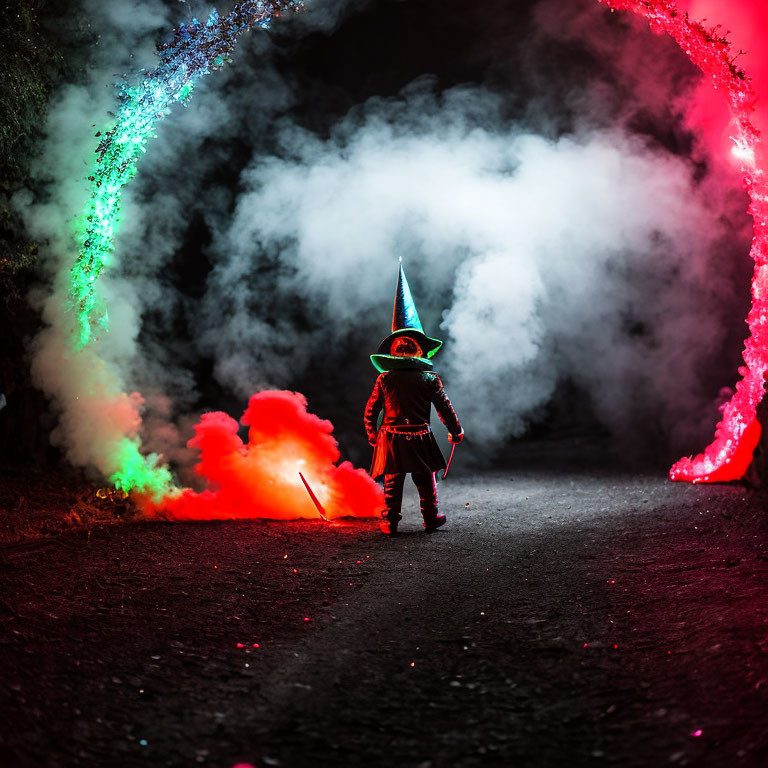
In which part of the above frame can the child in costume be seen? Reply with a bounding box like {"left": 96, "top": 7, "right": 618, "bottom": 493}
{"left": 364, "top": 263, "right": 464, "bottom": 535}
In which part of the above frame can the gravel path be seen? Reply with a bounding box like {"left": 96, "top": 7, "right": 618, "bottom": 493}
{"left": 2, "top": 466, "right": 767, "bottom": 767}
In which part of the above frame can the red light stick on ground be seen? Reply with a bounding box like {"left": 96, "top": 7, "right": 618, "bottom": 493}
{"left": 299, "top": 472, "right": 329, "bottom": 521}
{"left": 443, "top": 443, "right": 457, "bottom": 479}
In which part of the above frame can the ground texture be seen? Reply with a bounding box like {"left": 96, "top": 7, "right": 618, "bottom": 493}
{"left": 2, "top": 461, "right": 768, "bottom": 767}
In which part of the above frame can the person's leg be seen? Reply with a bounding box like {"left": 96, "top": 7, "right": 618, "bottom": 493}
{"left": 412, "top": 472, "right": 445, "bottom": 531}
{"left": 382, "top": 473, "right": 406, "bottom": 534}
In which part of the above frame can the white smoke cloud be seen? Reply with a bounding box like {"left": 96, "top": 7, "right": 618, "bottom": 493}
{"left": 17, "top": 0, "right": 754, "bottom": 483}
{"left": 207, "top": 82, "right": 750, "bottom": 457}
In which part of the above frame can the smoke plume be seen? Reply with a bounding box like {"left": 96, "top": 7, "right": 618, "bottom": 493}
{"left": 213, "top": 88, "right": 750, "bottom": 456}
{"left": 16, "top": 0, "right": 764, "bottom": 490}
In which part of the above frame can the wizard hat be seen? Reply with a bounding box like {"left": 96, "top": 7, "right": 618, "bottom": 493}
{"left": 370, "top": 262, "right": 443, "bottom": 373}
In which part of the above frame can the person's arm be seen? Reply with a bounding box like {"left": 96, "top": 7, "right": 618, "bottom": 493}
{"left": 428, "top": 374, "right": 463, "bottom": 442}
{"left": 364, "top": 375, "right": 384, "bottom": 445}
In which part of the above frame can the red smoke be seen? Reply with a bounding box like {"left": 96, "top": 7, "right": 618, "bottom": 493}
{"left": 145, "top": 391, "right": 384, "bottom": 520}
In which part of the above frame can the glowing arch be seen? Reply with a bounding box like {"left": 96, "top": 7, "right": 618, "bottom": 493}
{"left": 599, "top": 0, "right": 767, "bottom": 482}
{"left": 67, "top": 0, "right": 304, "bottom": 494}
{"left": 67, "top": 0, "right": 767, "bottom": 493}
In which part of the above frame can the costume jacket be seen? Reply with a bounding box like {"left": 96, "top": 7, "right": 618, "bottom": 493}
{"left": 364, "top": 368, "right": 462, "bottom": 479}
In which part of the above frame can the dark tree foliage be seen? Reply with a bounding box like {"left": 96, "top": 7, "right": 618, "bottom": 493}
{"left": 0, "top": 1, "right": 66, "bottom": 295}
{"left": 0, "top": 1, "right": 68, "bottom": 462}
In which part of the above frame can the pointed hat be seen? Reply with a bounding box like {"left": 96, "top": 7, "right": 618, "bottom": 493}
{"left": 370, "top": 262, "right": 443, "bottom": 373}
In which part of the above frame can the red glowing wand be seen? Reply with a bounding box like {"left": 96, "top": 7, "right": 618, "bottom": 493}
{"left": 299, "top": 472, "right": 328, "bottom": 521}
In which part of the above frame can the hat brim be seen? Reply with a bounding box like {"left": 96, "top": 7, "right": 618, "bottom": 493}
{"left": 370, "top": 354, "right": 434, "bottom": 373}
{"left": 376, "top": 328, "right": 443, "bottom": 358}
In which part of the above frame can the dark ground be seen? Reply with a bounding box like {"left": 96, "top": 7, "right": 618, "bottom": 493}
{"left": 1, "top": 450, "right": 768, "bottom": 768}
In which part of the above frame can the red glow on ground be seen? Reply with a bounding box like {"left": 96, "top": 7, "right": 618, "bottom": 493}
{"left": 145, "top": 391, "right": 384, "bottom": 520}
{"left": 603, "top": 0, "right": 768, "bottom": 482}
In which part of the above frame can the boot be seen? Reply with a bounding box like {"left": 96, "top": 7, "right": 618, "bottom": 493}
{"left": 423, "top": 513, "right": 446, "bottom": 532}
{"left": 380, "top": 517, "right": 398, "bottom": 535}
{"left": 413, "top": 472, "right": 444, "bottom": 532}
